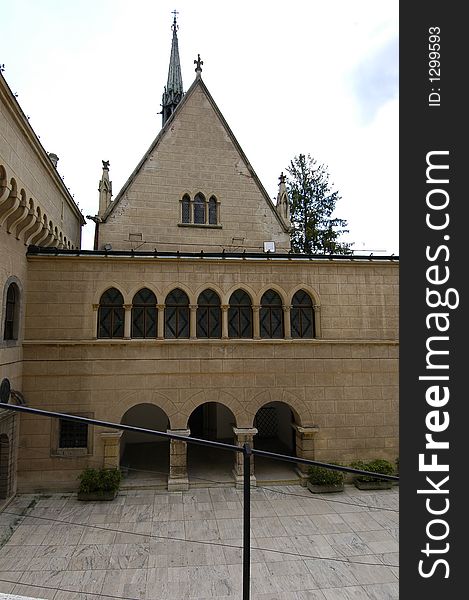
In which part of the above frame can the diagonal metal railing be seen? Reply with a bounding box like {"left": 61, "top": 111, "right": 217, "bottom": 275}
{"left": 0, "top": 402, "right": 398, "bottom": 600}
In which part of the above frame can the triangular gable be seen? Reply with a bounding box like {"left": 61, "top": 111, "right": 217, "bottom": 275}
{"left": 98, "top": 76, "right": 291, "bottom": 252}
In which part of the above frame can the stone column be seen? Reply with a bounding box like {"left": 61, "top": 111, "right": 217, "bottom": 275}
{"left": 283, "top": 305, "right": 292, "bottom": 339}
{"left": 100, "top": 431, "right": 123, "bottom": 469}
{"left": 189, "top": 305, "right": 197, "bottom": 339}
{"left": 167, "top": 428, "right": 190, "bottom": 491}
{"left": 157, "top": 304, "right": 165, "bottom": 339}
{"left": 232, "top": 427, "right": 258, "bottom": 488}
{"left": 123, "top": 304, "right": 132, "bottom": 339}
{"left": 221, "top": 304, "right": 229, "bottom": 339}
{"left": 92, "top": 304, "right": 99, "bottom": 338}
{"left": 252, "top": 305, "right": 260, "bottom": 339}
{"left": 293, "top": 424, "right": 320, "bottom": 486}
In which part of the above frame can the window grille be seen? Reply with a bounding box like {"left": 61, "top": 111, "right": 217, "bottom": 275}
{"left": 59, "top": 419, "right": 88, "bottom": 448}
{"left": 208, "top": 196, "right": 218, "bottom": 224}
{"left": 181, "top": 194, "right": 191, "bottom": 223}
{"left": 132, "top": 288, "right": 157, "bottom": 338}
{"left": 3, "top": 284, "right": 17, "bottom": 340}
{"left": 194, "top": 193, "right": 206, "bottom": 224}
{"left": 165, "top": 288, "right": 190, "bottom": 338}
{"left": 260, "top": 290, "right": 284, "bottom": 338}
{"left": 228, "top": 290, "right": 253, "bottom": 338}
{"left": 197, "top": 289, "right": 221, "bottom": 338}
{"left": 97, "top": 288, "right": 124, "bottom": 338}
{"left": 291, "top": 290, "right": 315, "bottom": 338}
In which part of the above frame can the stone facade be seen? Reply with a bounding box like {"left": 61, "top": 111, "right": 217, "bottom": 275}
{"left": 0, "top": 53, "right": 398, "bottom": 494}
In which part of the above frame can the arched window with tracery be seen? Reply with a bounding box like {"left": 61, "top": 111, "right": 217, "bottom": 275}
{"left": 260, "top": 289, "right": 284, "bottom": 338}
{"left": 181, "top": 194, "right": 191, "bottom": 223}
{"left": 97, "top": 288, "right": 124, "bottom": 338}
{"left": 228, "top": 290, "right": 253, "bottom": 338}
{"left": 165, "top": 288, "right": 190, "bottom": 338}
{"left": 291, "top": 290, "right": 315, "bottom": 338}
{"left": 3, "top": 283, "right": 19, "bottom": 341}
{"left": 197, "top": 289, "right": 221, "bottom": 338}
{"left": 193, "top": 193, "right": 206, "bottom": 224}
{"left": 132, "top": 288, "right": 157, "bottom": 338}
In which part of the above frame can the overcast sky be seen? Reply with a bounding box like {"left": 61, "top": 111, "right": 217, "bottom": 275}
{"left": 1, "top": 0, "right": 398, "bottom": 254}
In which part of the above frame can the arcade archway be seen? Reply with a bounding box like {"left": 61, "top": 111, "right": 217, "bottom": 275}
{"left": 120, "top": 403, "right": 169, "bottom": 487}
{"left": 253, "top": 401, "right": 299, "bottom": 483}
{"left": 187, "top": 402, "right": 237, "bottom": 485}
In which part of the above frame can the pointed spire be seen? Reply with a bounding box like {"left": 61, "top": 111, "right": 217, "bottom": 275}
{"left": 275, "top": 172, "right": 291, "bottom": 229}
{"left": 98, "top": 160, "right": 112, "bottom": 217}
{"left": 161, "top": 10, "right": 184, "bottom": 126}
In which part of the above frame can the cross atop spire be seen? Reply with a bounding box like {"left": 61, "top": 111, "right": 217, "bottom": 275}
{"left": 161, "top": 11, "right": 184, "bottom": 126}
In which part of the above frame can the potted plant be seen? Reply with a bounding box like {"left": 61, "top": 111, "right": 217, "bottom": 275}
{"left": 307, "top": 463, "right": 345, "bottom": 493}
{"left": 351, "top": 458, "right": 395, "bottom": 490}
{"left": 77, "top": 467, "right": 122, "bottom": 501}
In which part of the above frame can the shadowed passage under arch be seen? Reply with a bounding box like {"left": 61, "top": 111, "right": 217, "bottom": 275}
{"left": 120, "top": 403, "right": 170, "bottom": 487}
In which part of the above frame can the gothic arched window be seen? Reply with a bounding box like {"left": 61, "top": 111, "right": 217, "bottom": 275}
{"left": 97, "top": 288, "right": 124, "bottom": 338}
{"left": 3, "top": 283, "right": 19, "bottom": 341}
{"left": 291, "top": 290, "right": 315, "bottom": 338}
{"left": 197, "top": 289, "right": 221, "bottom": 338}
{"left": 132, "top": 288, "right": 157, "bottom": 338}
{"left": 165, "top": 288, "right": 190, "bottom": 338}
{"left": 194, "top": 193, "right": 206, "bottom": 224}
{"left": 208, "top": 196, "right": 218, "bottom": 225}
{"left": 260, "top": 290, "right": 284, "bottom": 339}
{"left": 181, "top": 194, "right": 191, "bottom": 223}
{"left": 228, "top": 290, "right": 253, "bottom": 338}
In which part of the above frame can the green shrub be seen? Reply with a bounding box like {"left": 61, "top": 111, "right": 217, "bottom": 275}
{"left": 78, "top": 467, "right": 122, "bottom": 494}
{"left": 351, "top": 459, "right": 395, "bottom": 483}
{"left": 308, "top": 464, "right": 344, "bottom": 486}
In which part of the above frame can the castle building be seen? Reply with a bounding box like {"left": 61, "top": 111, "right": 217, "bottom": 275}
{"left": 0, "top": 18, "right": 398, "bottom": 495}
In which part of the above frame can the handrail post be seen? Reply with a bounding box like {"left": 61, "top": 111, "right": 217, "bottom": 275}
{"left": 242, "top": 442, "right": 251, "bottom": 600}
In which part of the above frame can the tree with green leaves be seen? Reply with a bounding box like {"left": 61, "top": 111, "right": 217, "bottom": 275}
{"left": 286, "top": 153, "right": 352, "bottom": 254}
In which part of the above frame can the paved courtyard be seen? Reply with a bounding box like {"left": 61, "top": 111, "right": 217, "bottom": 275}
{"left": 0, "top": 485, "right": 398, "bottom": 600}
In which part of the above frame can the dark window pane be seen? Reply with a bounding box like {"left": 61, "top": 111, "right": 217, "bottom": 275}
{"left": 98, "top": 288, "right": 124, "bottom": 338}
{"left": 194, "top": 193, "right": 206, "bottom": 224}
{"left": 181, "top": 194, "right": 191, "bottom": 223}
{"left": 4, "top": 284, "right": 17, "bottom": 340}
{"left": 197, "top": 289, "right": 221, "bottom": 338}
{"left": 291, "top": 290, "right": 315, "bottom": 338}
{"left": 209, "top": 196, "right": 217, "bottom": 224}
{"left": 260, "top": 290, "right": 284, "bottom": 338}
{"left": 132, "top": 288, "right": 157, "bottom": 338}
{"left": 59, "top": 420, "right": 88, "bottom": 448}
{"left": 228, "top": 290, "right": 252, "bottom": 338}
{"left": 165, "top": 289, "right": 189, "bottom": 338}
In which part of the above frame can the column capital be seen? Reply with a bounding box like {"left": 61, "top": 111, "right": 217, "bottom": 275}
{"left": 157, "top": 304, "right": 165, "bottom": 310}
{"left": 252, "top": 305, "right": 260, "bottom": 312}
{"left": 123, "top": 304, "right": 132, "bottom": 310}
{"left": 92, "top": 303, "right": 99, "bottom": 311}
{"left": 189, "top": 304, "right": 198, "bottom": 310}
{"left": 313, "top": 304, "right": 321, "bottom": 311}
{"left": 167, "top": 428, "right": 191, "bottom": 437}
{"left": 100, "top": 430, "right": 123, "bottom": 440}
{"left": 221, "top": 304, "right": 229, "bottom": 312}
{"left": 292, "top": 424, "right": 320, "bottom": 437}
{"left": 282, "top": 304, "right": 292, "bottom": 312}
{"left": 232, "top": 427, "right": 258, "bottom": 436}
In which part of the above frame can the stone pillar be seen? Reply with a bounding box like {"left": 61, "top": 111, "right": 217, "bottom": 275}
{"left": 283, "top": 305, "right": 292, "bottom": 339}
{"left": 189, "top": 305, "right": 197, "bottom": 339}
{"left": 167, "top": 429, "right": 190, "bottom": 491}
{"left": 100, "top": 431, "right": 123, "bottom": 469}
{"left": 293, "top": 424, "right": 320, "bottom": 486}
{"left": 252, "top": 305, "right": 260, "bottom": 339}
{"left": 157, "top": 304, "right": 165, "bottom": 339}
{"left": 92, "top": 304, "right": 99, "bottom": 338}
{"left": 221, "top": 305, "right": 229, "bottom": 339}
{"left": 123, "top": 304, "right": 132, "bottom": 339}
{"left": 232, "top": 427, "right": 258, "bottom": 488}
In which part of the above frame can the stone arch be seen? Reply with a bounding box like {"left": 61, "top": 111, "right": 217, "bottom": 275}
{"left": 116, "top": 389, "right": 178, "bottom": 429}
{"left": 93, "top": 283, "right": 126, "bottom": 306}
{"left": 177, "top": 389, "right": 247, "bottom": 429}
{"left": 256, "top": 283, "right": 288, "bottom": 306}
{"left": 1, "top": 275, "right": 23, "bottom": 343}
{"left": 127, "top": 283, "right": 160, "bottom": 306}
{"left": 194, "top": 283, "right": 224, "bottom": 303}
{"left": 161, "top": 282, "right": 195, "bottom": 305}
{"left": 247, "top": 388, "right": 314, "bottom": 428}
{"left": 286, "top": 284, "right": 321, "bottom": 307}
{"left": 223, "top": 283, "right": 256, "bottom": 306}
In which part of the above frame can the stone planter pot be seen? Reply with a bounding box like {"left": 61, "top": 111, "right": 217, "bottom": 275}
{"left": 354, "top": 480, "right": 392, "bottom": 490}
{"left": 77, "top": 490, "right": 118, "bottom": 501}
{"left": 307, "top": 481, "right": 344, "bottom": 494}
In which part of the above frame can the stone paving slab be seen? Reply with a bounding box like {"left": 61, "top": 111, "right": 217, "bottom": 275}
{"left": 0, "top": 485, "right": 398, "bottom": 599}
